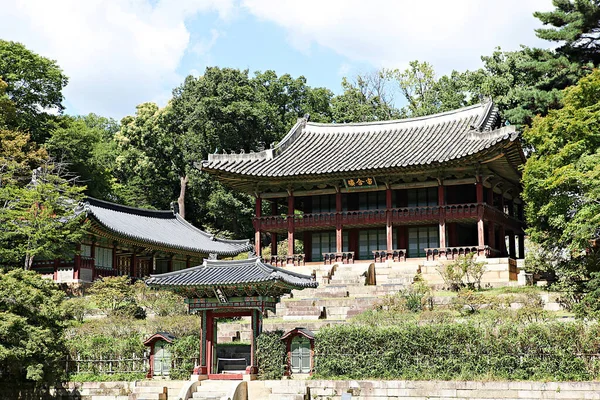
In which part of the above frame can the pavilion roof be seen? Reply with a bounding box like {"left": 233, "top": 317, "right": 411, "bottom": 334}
{"left": 200, "top": 101, "right": 522, "bottom": 189}
{"left": 80, "top": 197, "right": 253, "bottom": 256}
{"left": 145, "top": 257, "right": 317, "bottom": 289}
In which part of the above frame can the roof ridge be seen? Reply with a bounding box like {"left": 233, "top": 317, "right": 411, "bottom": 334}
{"left": 306, "top": 102, "right": 486, "bottom": 128}
{"left": 85, "top": 197, "right": 174, "bottom": 219}
{"left": 174, "top": 215, "right": 252, "bottom": 248}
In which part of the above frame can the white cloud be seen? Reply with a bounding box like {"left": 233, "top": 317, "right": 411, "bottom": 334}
{"left": 242, "top": 0, "right": 554, "bottom": 74}
{"left": 1, "top": 0, "right": 234, "bottom": 119}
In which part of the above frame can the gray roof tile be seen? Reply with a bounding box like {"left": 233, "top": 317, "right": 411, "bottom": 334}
{"left": 82, "top": 198, "right": 253, "bottom": 256}
{"left": 202, "top": 102, "right": 519, "bottom": 178}
{"left": 146, "top": 257, "right": 318, "bottom": 288}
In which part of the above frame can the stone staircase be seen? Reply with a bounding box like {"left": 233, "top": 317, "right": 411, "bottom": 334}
{"left": 216, "top": 260, "right": 421, "bottom": 342}
{"left": 191, "top": 380, "right": 243, "bottom": 400}
{"left": 56, "top": 380, "right": 187, "bottom": 400}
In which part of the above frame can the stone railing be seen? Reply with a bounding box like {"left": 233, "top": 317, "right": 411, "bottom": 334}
{"left": 269, "top": 254, "right": 305, "bottom": 267}
{"left": 424, "top": 245, "right": 499, "bottom": 261}
{"left": 372, "top": 249, "right": 406, "bottom": 263}
{"left": 322, "top": 251, "right": 354, "bottom": 265}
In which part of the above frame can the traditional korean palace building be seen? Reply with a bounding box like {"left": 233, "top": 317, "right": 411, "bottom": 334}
{"left": 32, "top": 197, "right": 253, "bottom": 283}
{"left": 201, "top": 101, "right": 526, "bottom": 266}
{"left": 146, "top": 257, "right": 317, "bottom": 379}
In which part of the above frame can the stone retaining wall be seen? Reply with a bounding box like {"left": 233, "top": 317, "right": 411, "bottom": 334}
{"left": 251, "top": 379, "right": 600, "bottom": 399}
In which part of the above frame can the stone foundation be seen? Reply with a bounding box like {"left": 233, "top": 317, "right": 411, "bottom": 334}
{"left": 251, "top": 379, "right": 600, "bottom": 400}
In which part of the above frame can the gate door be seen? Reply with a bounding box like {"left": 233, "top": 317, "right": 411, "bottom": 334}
{"left": 291, "top": 336, "right": 311, "bottom": 374}
{"left": 153, "top": 341, "right": 172, "bottom": 376}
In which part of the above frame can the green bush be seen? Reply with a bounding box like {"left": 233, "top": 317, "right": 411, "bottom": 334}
{"left": 167, "top": 335, "right": 199, "bottom": 380}
{"left": 314, "top": 322, "right": 600, "bottom": 380}
{"left": 67, "top": 372, "right": 146, "bottom": 382}
{"left": 255, "top": 330, "right": 285, "bottom": 380}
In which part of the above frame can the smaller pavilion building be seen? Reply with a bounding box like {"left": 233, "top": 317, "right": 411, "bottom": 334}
{"left": 146, "top": 257, "right": 317, "bottom": 379}
{"left": 32, "top": 197, "right": 253, "bottom": 283}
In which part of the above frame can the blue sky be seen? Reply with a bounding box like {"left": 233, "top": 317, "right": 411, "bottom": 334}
{"left": 2, "top": 0, "right": 552, "bottom": 120}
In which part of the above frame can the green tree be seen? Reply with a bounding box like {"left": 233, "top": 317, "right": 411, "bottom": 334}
{"left": 0, "top": 129, "right": 47, "bottom": 187}
{"left": 331, "top": 74, "right": 401, "bottom": 123}
{"left": 535, "top": 0, "right": 600, "bottom": 65}
{"left": 0, "top": 269, "right": 70, "bottom": 384}
{"left": 522, "top": 69, "right": 600, "bottom": 281}
{"left": 0, "top": 40, "right": 68, "bottom": 142}
{"left": 45, "top": 114, "right": 119, "bottom": 200}
{"left": 0, "top": 79, "right": 16, "bottom": 129}
{"left": 89, "top": 276, "right": 144, "bottom": 318}
{"left": 0, "top": 159, "right": 86, "bottom": 269}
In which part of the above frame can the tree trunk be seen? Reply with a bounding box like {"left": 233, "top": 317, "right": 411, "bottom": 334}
{"left": 24, "top": 254, "right": 33, "bottom": 270}
{"left": 178, "top": 175, "right": 189, "bottom": 219}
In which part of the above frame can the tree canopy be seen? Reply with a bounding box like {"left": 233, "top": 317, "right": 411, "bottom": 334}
{"left": 522, "top": 69, "right": 600, "bottom": 279}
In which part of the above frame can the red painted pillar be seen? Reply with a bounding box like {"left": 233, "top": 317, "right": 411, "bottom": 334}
{"left": 287, "top": 192, "right": 295, "bottom": 258}
{"left": 336, "top": 191, "right": 343, "bottom": 253}
{"left": 111, "top": 242, "right": 117, "bottom": 278}
{"left": 386, "top": 188, "right": 393, "bottom": 252}
{"left": 255, "top": 196, "right": 262, "bottom": 256}
{"left": 438, "top": 184, "right": 446, "bottom": 249}
{"left": 206, "top": 310, "right": 214, "bottom": 375}
{"left": 130, "top": 252, "right": 136, "bottom": 278}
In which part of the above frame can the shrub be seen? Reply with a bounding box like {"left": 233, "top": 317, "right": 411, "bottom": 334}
{"left": 62, "top": 296, "right": 93, "bottom": 323}
{"left": 89, "top": 276, "right": 144, "bottom": 319}
{"left": 255, "top": 330, "right": 285, "bottom": 380}
{"left": 437, "top": 253, "right": 486, "bottom": 291}
{"left": 167, "top": 335, "right": 199, "bottom": 380}
{"left": 314, "top": 321, "right": 600, "bottom": 381}
{"left": 134, "top": 281, "right": 186, "bottom": 317}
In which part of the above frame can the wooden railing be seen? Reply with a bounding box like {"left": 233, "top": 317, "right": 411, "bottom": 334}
{"left": 424, "top": 245, "right": 499, "bottom": 261}
{"left": 322, "top": 251, "right": 354, "bottom": 265}
{"left": 372, "top": 249, "right": 406, "bottom": 263}
{"left": 254, "top": 203, "right": 494, "bottom": 231}
{"left": 269, "top": 254, "right": 305, "bottom": 267}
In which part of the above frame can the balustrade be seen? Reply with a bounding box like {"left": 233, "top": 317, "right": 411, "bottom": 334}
{"left": 322, "top": 251, "right": 354, "bottom": 265}
{"left": 424, "top": 245, "right": 499, "bottom": 261}
{"left": 372, "top": 249, "right": 406, "bottom": 263}
{"left": 269, "top": 254, "right": 305, "bottom": 267}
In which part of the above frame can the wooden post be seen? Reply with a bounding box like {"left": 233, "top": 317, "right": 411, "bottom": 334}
{"left": 255, "top": 196, "right": 262, "bottom": 256}
{"left": 518, "top": 234, "right": 525, "bottom": 259}
{"left": 438, "top": 184, "right": 446, "bottom": 249}
{"left": 476, "top": 180, "right": 485, "bottom": 249}
{"left": 205, "top": 311, "right": 214, "bottom": 375}
{"left": 488, "top": 221, "right": 496, "bottom": 251}
{"left": 509, "top": 232, "right": 517, "bottom": 259}
{"left": 271, "top": 233, "right": 278, "bottom": 256}
{"left": 386, "top": 188, "right": 393, "bottom": 252}
{"left": 498, "top": 225, "right": 506, "bottom": 256}
{"left": 167, "top": 255, "right": 173, "bottom": 273}
{"left": 130, "top": 251, "right": 136, "bottom": 278}
{"left": 287, "top": 192, "right": 295, "bottom": 258}
{"left": 111, "top": 242, "right": 117, "bottom": 277}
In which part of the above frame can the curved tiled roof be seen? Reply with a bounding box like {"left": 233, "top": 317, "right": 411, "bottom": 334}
{"left": 82, "top": 198, "right": 253, "bottom": 256}
{"left": 201, "top": 101, "right": 519, "bottom": 179}
{"left": 145, "top": 257, "right": 318, "bottom": 289}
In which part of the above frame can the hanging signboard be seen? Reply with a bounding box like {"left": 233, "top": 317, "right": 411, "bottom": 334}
{"left": 343, "top": 177, "right": 377, "bottom": 190}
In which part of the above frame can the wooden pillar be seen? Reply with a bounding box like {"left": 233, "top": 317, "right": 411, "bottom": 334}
{"left": 186, "top": 255, "right": 191, "bottom": 269}
{"left": 287, "top": 192, "right": 294, "bottom": 257}
{"left": 476, "top": 180, "right": 485, "bottom": 248}
{"left": 498, "top": 225, "right": 507, "bottom": 256}
{"left": 336, "top": 191, "right": 343, "bottom": 253}
{"left": 167, "top": 255, "right": 173, "bottom": 272}
{"left": 386, "top": 188, "right": 393, "bottom": 252}
{"left": 518, "top": 234, "right": 525, "bottom": 259}
{"left": 488, "top": 221, "right": 496, "bottom": 251}
{"left": 271, "top": 233, "right": 278, "bottom": 256}
{"left": 74, "top": 244, "right": 81, "bottom": 280}
{"left": 195, "top": 310, "right": 208, "bottom": 375}
{"left": 205, "top": 310, "right": 214, "bottom": 375}
{"left": 90, "top": 240, "right": 96, "bottom": 281}
{"left": 111, "top": 242, "right": 117, "bottom": 278}
{"left": 438, "top": 183, "right": 446, "bottom": 249}
{"left": 130, "top": 251, "right": 136, "bottom": 278}
{"left": 248, "top": 309, "right": 262, "bottom": 375}
{"left": 255, "top": 196, "right": 262, "bottom": 256}
{"left": 509, "top": 232, "right": 517, "bottom": 259}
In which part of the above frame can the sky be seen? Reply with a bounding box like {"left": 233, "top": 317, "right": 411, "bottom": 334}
{"left": 1, "top": 0, "right": 554, "bottom": 120}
